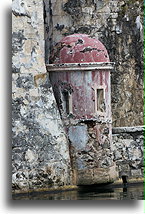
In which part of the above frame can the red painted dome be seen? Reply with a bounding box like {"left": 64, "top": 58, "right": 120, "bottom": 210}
{"left": 50, "top": 34, "right": 110, "bottom": 63}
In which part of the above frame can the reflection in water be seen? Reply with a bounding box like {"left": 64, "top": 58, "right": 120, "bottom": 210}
{"left": 12, "top": 183, "right": 144, "bottom": 200}
{"left": 122, "top": 187, "right": 128, "bottom": 199}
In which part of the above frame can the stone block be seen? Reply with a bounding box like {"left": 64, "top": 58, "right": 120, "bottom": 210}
{"left": 131, "top": 169, "right": 142, "bottom": 178}
{"left": 77, "top": 165, "right": 117, "bottom": 185}
{"left": 68, "top": 125, "right": 89, "bottom": 150}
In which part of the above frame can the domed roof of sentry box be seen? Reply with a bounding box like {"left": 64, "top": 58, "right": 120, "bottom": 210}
{"left": 50, "top": 34, "right": 110, "bottom": 64}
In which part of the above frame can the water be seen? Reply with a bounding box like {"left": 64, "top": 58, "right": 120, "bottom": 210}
{"left": 12, "top": 183, "right": 144, "bottom": 200}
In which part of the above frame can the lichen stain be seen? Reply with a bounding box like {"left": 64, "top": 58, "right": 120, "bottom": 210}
{"left": 34, "top": 73, "right": 47, "bottom": 87}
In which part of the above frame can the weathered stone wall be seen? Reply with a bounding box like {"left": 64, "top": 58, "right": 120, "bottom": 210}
{"left": 12, "top": 0, "right": 143, "bottom": 193}
{"left": 44, "top": 0, "right": 143, "bottom": 127}
{"left": 68, "top": 122, "right": 118, "bottom": 185}
{"left": 112, "top": 126, "right": 144, "bottom": 181}
{"left": 12, "top": 0, "right": 72, "bottom": 192}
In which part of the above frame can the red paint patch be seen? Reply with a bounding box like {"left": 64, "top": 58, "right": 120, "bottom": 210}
{"left": 52, "top": 34, "right": 110, "bottom": 63}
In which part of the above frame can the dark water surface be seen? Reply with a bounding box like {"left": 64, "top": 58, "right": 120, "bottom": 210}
{"left": 12, "top": 183, "right": 144, "bottom": 200}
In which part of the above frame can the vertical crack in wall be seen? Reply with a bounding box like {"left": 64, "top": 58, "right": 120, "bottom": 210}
{"left": 48, "top": 0, "right": 53, "bottom": 63}
{"left": 44, "top": 0, "right": 53, "bottom": 63}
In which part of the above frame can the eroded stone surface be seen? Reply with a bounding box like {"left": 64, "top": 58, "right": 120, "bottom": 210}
{"left": 112, "top": 127, "right": 144, "bottom": 179}
{"left": 12, "top": 0, "right": 72, "bottom": 192}
{"left": 68, "top": 122, "right": 118, "bottom": 185}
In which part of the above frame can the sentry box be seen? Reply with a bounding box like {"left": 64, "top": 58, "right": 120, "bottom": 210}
{"left": 46, "top": 34, "right": 117, "bottom": 185}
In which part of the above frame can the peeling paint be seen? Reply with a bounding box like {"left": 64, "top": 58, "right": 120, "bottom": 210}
{"left": 50, "top": 34, "right": 110, "bottom": 63}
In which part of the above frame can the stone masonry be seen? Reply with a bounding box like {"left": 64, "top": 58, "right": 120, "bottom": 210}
{"left": 112, "top": 126, "right": 144, "bottom": 180}
{"left": 12, "top": 0, "right": 72, "bottom": 192}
